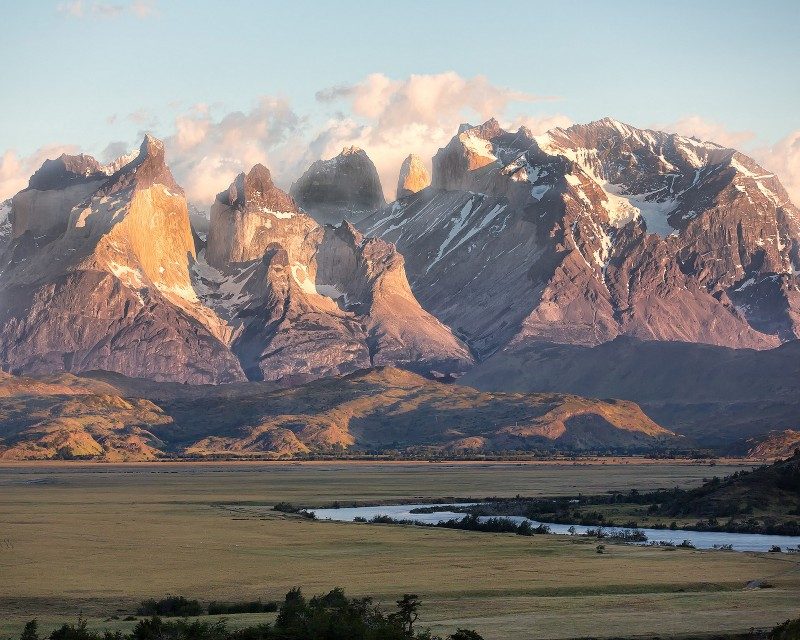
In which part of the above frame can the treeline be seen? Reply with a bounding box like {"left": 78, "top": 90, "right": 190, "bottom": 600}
{"left": 429, "top": 495, "right": 800, "bottom": 537}
{"left": 137, "top": 596, "right": 278, "bottom": 617}
{"left": 14, "top": 589, "right": 483, "bottom": 640}
{"left": 360, "top": 513, "right": 551, "bottom": 536}
{"left": 408, "top": 452, "right": 800, "bottom": 536}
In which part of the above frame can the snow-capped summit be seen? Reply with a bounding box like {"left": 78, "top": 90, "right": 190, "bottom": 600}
{"left": 360, "top": 117, "right": 800, "bottom": 356}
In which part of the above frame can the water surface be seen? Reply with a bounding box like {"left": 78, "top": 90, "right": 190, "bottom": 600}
{"left": 310, "top": 503, "right": 800, "bottom": 553}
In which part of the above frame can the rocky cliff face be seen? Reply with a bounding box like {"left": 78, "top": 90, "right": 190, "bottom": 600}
{"left": 290, "top": 147, "right": 386, "bottom": 224}
{"left": 0, "top": 136, "right": 245, "bottom": 383}
{"left": 197, "top": 164, "right": 472, "bottom": 381}
{"left": 361, "top": 118, "right": 800, "bottom": 356}
{"left": 396, "top": 154, "right": 431, "bottom": 198}
{"left": 0, "top": 200, "right": 11, "bottom": 254}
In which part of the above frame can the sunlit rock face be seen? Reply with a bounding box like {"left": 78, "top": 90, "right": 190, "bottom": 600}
{"left": 290, "top": 147, "right": 386, "bottom": 225}
{"left": 361, "top": 117, "right": 800, "bottom": 358}
{"left": 396, "top": 154, "right": 431, "bottom": 199}
{"left": 0, "top": 135, "right": 245, "bottom": 383}
{"left": 0, "top": 141, "right": 472, "bottom": 385}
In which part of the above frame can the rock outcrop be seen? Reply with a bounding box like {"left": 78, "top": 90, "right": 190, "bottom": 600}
{"left": 196, "top": 164, "right": 473, "bottom": 382}
{"left": 361, "top": 118, "right": 800, "bottom": 356}
{"left": 0, "top": 200, "right": 11, "bottom": 254}
{"left": 747, "top": 430, "right": 800, "bottom": 460}
{"left": 0, "top": 145, "right": 472, "bottom": 385}
{"left": 396, "top": 154, "right": 431, "bottom": 198}
{"left": 290, "top": 147, "right": 386, "bottom": 224}
{"left": 0, "top": 136, "right": 245, "bottom": 383}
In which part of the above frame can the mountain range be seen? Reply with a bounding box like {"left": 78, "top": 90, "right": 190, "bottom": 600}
{"left": 0, "top": 116, "right": 798, "bottom": 459}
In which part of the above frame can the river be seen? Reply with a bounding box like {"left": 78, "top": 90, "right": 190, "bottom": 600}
{"left": 309, "top": 503, "right": 800, "bottom": 553}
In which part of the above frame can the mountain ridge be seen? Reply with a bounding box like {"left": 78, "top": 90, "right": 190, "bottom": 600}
{"left": 360, "top": 117, "right": 799, "bottom": 358}
{"left": 0, "top": 365, "right": 676, "bottom": 460}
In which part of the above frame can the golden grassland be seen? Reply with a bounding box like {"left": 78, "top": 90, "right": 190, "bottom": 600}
{"left": 1, "top": 460, "right": 798, "bottom": 640}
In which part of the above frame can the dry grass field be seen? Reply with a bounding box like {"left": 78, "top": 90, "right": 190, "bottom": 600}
{"left": 1, "top": 460, "right": 798, "bottom": 640}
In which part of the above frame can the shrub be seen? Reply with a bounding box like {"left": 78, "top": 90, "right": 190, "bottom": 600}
{"left": 136, "top": 596, "right": 203, "bottom": 617}
{"left": 770, "top": 617, "right": 800, "bottom": 640}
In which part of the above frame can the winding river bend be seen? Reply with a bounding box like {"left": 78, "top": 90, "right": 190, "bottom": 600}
{"left": 309, "top": 503, "right": 800, "bottom": 553}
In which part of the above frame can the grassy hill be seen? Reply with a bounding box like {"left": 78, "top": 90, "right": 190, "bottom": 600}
{"left": 460, "top": 337, "right": 800, "bottom": 449}
{"left": 653, "top": 451, "right": 800, "bottom": 528}
{"left": 0, "top": 367, "right": 676, "bottom": 460}
{"left": 450, "top": 452, "right": 800, "bottom": 535}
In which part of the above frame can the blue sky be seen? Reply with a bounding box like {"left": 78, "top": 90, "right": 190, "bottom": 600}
{"left": 1, "top": 0, "right": 798, "bottom": 203}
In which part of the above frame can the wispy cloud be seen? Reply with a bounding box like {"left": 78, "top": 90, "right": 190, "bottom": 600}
{"left": 309, "top": 72, "right": 557, "bottom": 197}
{"left": 56, "top": 0, "right": 157, "bottom": 19}
{"left": 755, "top": 131, "right": 800, "bottom": 207}
{"left": 0, "top": 144, "right": 80, "bottom": 202}
{"left": 657, "top": 115, "right": 755, "bottom": 149}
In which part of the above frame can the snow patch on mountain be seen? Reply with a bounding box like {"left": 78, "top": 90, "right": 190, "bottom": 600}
{"left": 426, "top": 197, "right": 507, "bottom": 273}
{"left": 460, "top": 131, "right": 497, "bottom": 163}
{"left": 291, "top": 263, "right": 318, "bottom": 295}
{"left": 108, "top": 261, "right": 145, "bottom": 288}
{"left": 190, "top": 251, "right": 256, "bottom": 321}
{"left": 261, "top": 208, "right": 295, "bottom": 219}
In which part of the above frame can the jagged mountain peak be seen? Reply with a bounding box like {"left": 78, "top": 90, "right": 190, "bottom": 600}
{"left": 27, "top": 153, "right": 106, "bottom": 191}
{"left": 107, "top": 134, "right": 181, "bottom": 194}
{"left": 339, "top": 145, "right": 366, "bottom": 157}
{"left": 217, "top": 163, "right": 299, "bottom": 214}
{"left": 290, "top": 145, "right": 386, "bottom": 224}
{"left": 397, "top": 154, "right": 431, "bottom": 198}
{"left": 468, "top": 117, "right": 503, "bottom": 138}
{"left": 363, "top": 116, "right": 800, "bottom": 358}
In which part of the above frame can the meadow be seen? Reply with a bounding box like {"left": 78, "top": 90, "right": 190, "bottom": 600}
{"left": 1, "top": 460, "right": 798, "bottom": 640}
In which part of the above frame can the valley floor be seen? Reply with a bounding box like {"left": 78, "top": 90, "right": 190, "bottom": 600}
{"left": 1, "top": 461, "right": 798, "bottom": 640}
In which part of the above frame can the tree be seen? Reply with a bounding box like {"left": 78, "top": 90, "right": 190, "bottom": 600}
{"left": 275, "top": 587, "right": 307, "bottom": 629}
{"left": 20, "top": 620, "right": 38, "bottom": 640}
{"left": 395, "top": 594, "right": 422, "bottom": 635}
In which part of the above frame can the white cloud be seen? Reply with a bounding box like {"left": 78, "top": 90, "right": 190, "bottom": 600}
{"left": 755, "top": 131, "right": 800, "bottom": 206}
{"left": 656, "top": 115, "right": 755, "bottom": 149}
{"left": 57, "top": 0, "right": 157, "bottom": 19}
{"left": 163, "top": 98, "right": 305, "bottom": 205}
{"left": 310, "top": 72, "right": 555, "bottom": 197}
{"left": 130, "top": 0, "right": 157, "bottom": 18}
{"left": 0, "top": 144, "right": 80, "bottom": 201}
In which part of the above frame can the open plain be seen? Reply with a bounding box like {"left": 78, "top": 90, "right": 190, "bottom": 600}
{"left": 2, "top": 460, "right": 799, "bottom": 639}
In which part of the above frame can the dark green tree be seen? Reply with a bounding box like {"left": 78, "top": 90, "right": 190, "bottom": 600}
{"left": 395, "top": 594, "right": 421, "bottom": 635}
{"left": 20, "top": 620, "right": 38, "bottom": 640}
{"left": 275, "top": 587, "right": 307, "bottom": 630}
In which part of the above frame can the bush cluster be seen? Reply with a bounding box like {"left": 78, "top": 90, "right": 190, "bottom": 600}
{"left": 16, "top": 589, "right": 484, "bottom": 640}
